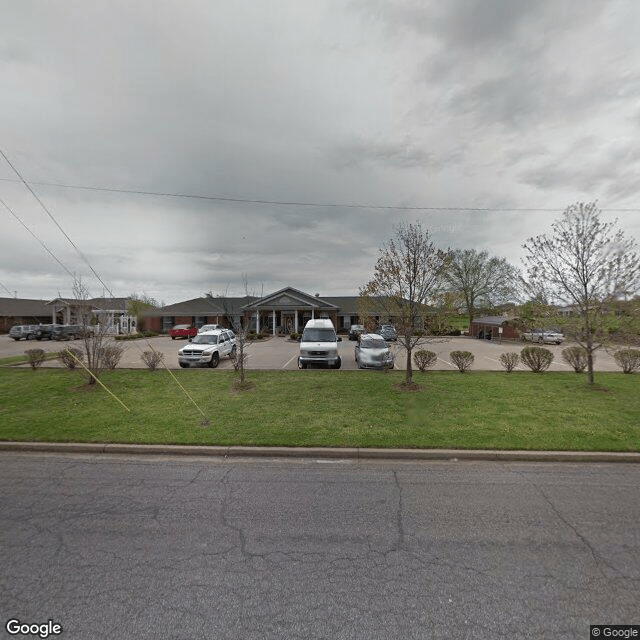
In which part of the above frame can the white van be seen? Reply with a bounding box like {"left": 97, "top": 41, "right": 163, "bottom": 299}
{"left": 298, "top": 318, "right": 341, "bottom": 369}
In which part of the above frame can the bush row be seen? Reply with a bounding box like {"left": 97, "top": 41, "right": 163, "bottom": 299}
{"left": 412, "top": 346, "right": 640, "bottom": 374}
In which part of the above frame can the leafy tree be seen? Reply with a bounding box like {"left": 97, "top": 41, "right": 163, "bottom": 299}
{"left": 359, "top": 222, "right": 450, "bottom": 386}
{"left": 522, "top": 202, "right": 640, "bottom": 384}
{"left": 127, "top": 293, "right": 159, "bottom": 333}
{"left": 444, "top": 249, "right": 520, "bottom": 329}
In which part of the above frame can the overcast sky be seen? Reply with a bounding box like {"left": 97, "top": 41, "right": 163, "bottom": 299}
{"left": 1, "top": 0, "right": 639, "bottom": 305}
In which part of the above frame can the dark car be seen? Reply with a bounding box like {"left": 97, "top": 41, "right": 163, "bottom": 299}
{"left": 52, "top": 324, "right": 85, "bottom": 341}
{"left": 377, "top": 324, "right": 398, "bottom": 341}
{"left": 8, "top": 325, "right": 39, "bottom": 341}
{"left": 348, "top": 324, "right": 366, "bottom": 341}
{"left": 34, "top": 324, "right": 55, "bottom": 340}
{"left": 170, "top": 324, "right": 198, "bottom": 340}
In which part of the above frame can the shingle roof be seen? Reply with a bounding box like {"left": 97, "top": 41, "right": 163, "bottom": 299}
{"left": 0, "top": 297, "right": 51, "bottom": 317}
{"left": 471, "top": 316, "right": 509, "bottom": 325}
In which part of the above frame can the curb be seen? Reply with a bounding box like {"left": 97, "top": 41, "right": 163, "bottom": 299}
{"left": 1, "top": 441, "right": 639, "bottom": 463}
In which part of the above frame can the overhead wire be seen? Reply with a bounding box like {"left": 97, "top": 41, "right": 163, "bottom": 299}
{"left": 0, "top": 149, "right": 114, "bottom": 297}
{"left": 0, "top": 176, "right": 638, "bottom": 212}
{"left": 0, "top": 151, "right": 208, "bottom": 421}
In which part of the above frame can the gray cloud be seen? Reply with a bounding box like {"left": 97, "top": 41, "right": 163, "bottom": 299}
{"left": 1, "top": 0, "right": 640, "bottom": 304}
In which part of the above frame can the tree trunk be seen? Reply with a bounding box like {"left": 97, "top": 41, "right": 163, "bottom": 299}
{"left": 405, "top": 347, "right": 413, "bottom": 385}
{"left": 587, "top": 351, "right": 594, "bottom": 385}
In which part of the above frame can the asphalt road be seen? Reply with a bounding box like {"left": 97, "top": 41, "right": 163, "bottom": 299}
{"left": 1, "top": 333, "right": 625, "bottom": 371}
{"left": 1, "top": 453, "right": 638, "bottom": 639}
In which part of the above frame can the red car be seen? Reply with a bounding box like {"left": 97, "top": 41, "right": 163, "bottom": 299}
{"left": 170, "top": 324, "right": 198, "bottom": 340}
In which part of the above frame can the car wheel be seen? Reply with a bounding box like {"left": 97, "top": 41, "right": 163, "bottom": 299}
{"left": 230, "top": 345, "right": 237, "bottom": 359}
{"left": 13, "top": 337, "right": 20, "bottom": 341}
{"left": 179, "top": 362, "right": 188, "bottom": 368}
{"left": 333, "top": 357, "right": 342, "bottom": 369}
{"left": 298, "top": 358, "right": 306, "bottom": 370}
{"left": 208, "top": 352, "right": 220, "bottom": 368}
{"left": 26, "top": 334, "right": 35, "bottom": 340}
{"left": 171, "top": 336, "right": 175, "bottom": 340}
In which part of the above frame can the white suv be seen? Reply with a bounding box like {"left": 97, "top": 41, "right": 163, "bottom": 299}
{"left": 178, "top": 329, "right": 236, "bottom": 368}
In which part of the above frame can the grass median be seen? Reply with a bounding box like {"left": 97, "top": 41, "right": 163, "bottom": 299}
{"left": 0, "top": 368, "right": 638, "bottom": 451}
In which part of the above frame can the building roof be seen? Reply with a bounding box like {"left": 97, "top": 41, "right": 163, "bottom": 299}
{"left": 156, "top": 296, "right": 257, "bottom": 316}
{"left": 471, "top": 316, "right": 510, "bottom": 326}
{"left": 47, "top": 297, "right": 132, "bottom": 310}
{"left": 0, "top": 297, "right": 50, "bottom": 318}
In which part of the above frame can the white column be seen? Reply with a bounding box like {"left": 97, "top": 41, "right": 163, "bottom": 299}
{"left": 256, "top": 310, "right": 260, "bottom": 334}
{"left": 311, "top": 307, "right": 315, "bottom": 320}
{"left": 294, "top": 311, "right": 298, "bottom": 333}
{"left": 272, "top": 310, "right": 276, "bottom": 335}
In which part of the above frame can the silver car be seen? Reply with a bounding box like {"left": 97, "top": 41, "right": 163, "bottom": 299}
{"left": 355, "top": 333, "right": 394, "bottom": 369}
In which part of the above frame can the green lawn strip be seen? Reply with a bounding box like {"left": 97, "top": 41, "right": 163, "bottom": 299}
{"left": 0, "top": 369, "right": 638, "bottom": 451}
{"left": 0, "top": 352, "right": 60, "bottom": 366}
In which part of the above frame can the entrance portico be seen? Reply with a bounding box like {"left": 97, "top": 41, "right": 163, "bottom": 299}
{"left": 243, "top": 287, "right": 339, "bottom": 335}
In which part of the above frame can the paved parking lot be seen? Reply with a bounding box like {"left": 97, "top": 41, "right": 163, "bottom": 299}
{"left": 1, "top": 333, "right": 624, "bottom": 371}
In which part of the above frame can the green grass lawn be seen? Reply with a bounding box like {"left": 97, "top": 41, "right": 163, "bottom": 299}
{"left": 0, "top": 368, "right": 638, "bottom": 451}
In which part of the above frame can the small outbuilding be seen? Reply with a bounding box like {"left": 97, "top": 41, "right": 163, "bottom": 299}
{"left": 470, "top": 316, "right": 520, "bottom": 341}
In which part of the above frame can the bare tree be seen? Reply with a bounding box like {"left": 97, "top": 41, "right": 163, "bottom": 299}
{"left": 74, "top": 279, "right": 116, "bottom": 385}
{"left": 215, "top": 275, "right": 254, "bottom": 388}
{"left": 359, "top": 222, "right": 450, "bottom": 386}
{"left": 522, "top": 202, "right": 640, "bottom": 384}
{"left": 444, "top": 249, "right": 520, "bottom": 329}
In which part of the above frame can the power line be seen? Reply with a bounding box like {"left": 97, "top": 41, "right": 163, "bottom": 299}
{"left": 1, "top": 176, "right": 639, "bottom": 212}
{"left": 1, "top": 196, "right": 77, "bottom": 280}
{"left": 0, "top": 149, "right": 114, "bottom": 297}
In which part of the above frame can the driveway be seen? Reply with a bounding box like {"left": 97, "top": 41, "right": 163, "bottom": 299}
{"left": 1, "top": 334, "right": 625, "bottom": 371}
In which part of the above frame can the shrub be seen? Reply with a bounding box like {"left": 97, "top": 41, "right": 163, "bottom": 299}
{"left": 450, "top": 350, "right": 474, "bottom": 372}
{"left": 520, "top": 346, "right": 554, "bottom": 372}
{"left": 613, "top": 348, "right": 640, "bottom": 374}
{"left": 562, "top": 346, "right": 589, "bottom": 373}
{"left": 141, "top": 349, "right": 164, "bottom": 371}
{"left": 499, "top": 352, "right": 519, "bottom": 373}
{"left": 100, "top": 344, "right": 125, "bottom": 370}
{"left": 289, "top": 332, "right": 301, "bottom": 341}
{"left": 59, "top": 347, "right": 84, "bottom": 369}
{"left": 25, "top": 348, "right": 45, "bottom": 370}
{"left": 413, "top": 349, "right": 437, "bottom": 372}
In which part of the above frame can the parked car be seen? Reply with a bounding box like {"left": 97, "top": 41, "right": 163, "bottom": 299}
{"left": 170, "top": 324, "right": 198, "bottom": 340}
{"left": 178, "top": 329, "right": 236, "bottom": 368}
{"left": 298, "top": 318, "right": 341, "bottom": 369}
{"left": 355, "top": 333, "right": 394, "bottom": 370}
{"left": 198, "top": 324, "right": 221, "bottom": 334}
{"left": 521, "top": 329, "right": 564, "bottom": 345}
{"left": 348, "top": 324, "right": 366, "bottom": 341}
{"left": 377, "top": 325, "right": 398, "bottom": 341}
{"left": 33, "top": 324, "right": 55, "bottom": 340}
{"left": 8, "top": 324, "right": 39, "bottom": 341}
{"left": 52, "top": 324, "right": 85, "bottom": 340}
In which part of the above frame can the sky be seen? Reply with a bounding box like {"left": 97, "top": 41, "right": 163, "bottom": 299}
{"left": 1, "top": 0, "right": 640, "bottom": 305}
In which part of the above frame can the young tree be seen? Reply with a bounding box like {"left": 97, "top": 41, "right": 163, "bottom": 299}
{"left": 215, "top": 276, "right": 254, "bottom": 389}
{"left": 127, "top": 293, "right": 159, "bottom": 333}
{"left": 359, "top": 222, "right": 450, "bottom": 386}
{"left": 74, "top": 279, "right": 116, "bottom": 385}
{"left": 444, "top": 249, "right": 520, "bottom": 329}
{"left": 522, "top": 202, "right": 640, "bottom": 384}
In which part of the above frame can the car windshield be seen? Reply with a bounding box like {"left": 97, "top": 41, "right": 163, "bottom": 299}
{"left": 360, "top": 338, "right": 387, "bottom": 349}
{"left": 191, "top": 334, "right": 218, "bottom": 344}
{"left": 302, "top": 328, "right": 336, "bottom": 342}
{"left": 174, "top": 325, "right": 190, "bottom": 330}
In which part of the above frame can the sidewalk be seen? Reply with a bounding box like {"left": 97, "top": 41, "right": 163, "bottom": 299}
{"left": 1, "top": 441, "right": 639, "bottom": 462}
